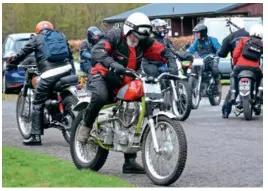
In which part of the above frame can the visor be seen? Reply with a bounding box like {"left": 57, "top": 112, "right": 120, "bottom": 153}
{"left": 125, "top": 20, "right": 152, "bottom": 38}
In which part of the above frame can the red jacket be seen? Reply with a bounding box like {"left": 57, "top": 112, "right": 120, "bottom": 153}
{"left": 232, "top": 37, "right": 261, "bottom": 68}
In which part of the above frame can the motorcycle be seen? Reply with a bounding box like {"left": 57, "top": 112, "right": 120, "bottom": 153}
{"left": 233, "top": 70, "right": 263, "bottom": 120}
{"left": 70, "top": 69, "right": 188, "bottom": 186}
{"left": 10, "top": 64, "right": 79, "bottom": 144}
{"left": 188, "top": 54, "right": 222, "bottom": 109}
{"left": 160, "top": 59, "right": 192, "bottom": 121}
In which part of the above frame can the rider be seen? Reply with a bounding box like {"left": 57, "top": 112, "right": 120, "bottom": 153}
{"left": 222, "top": 24, "right": 263, "bottom": 118}
{"left": 143, "top": 19, "right": 193, "bottom": 78}
{"left": 9, "top": 21, "right": 74, "bottom": 146}
{"left": 217, "top": 18, "right": 250, "bottom": 118}
{"left": 77, "top": 12, "right": 179, "bottom": 174}
{"left": 187, "top": 23, "right": 222, "bottom": 93}
{"left": 79, "top": 26, "right": 103, "bottom": 74}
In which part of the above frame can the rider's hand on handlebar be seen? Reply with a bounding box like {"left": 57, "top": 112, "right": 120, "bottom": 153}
{"left": 110, "top": 62, "right": 126, "bottom": 75}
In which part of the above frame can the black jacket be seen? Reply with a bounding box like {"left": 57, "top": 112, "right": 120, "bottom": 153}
{"left": 11, "top": 29, "right": 73, "bottom": 73}
{"left": 90, "top": 28, "right": 177, "bottom": 75}
{"left": 218, "top": 29, "right": 250, "bottom": 58}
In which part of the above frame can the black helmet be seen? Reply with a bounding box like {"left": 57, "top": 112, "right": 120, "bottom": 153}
{"left": 87, "top": 26, "right": 101, "bottom": 44}
{"left": 192, "top": 24, "right": 208, "bottom": 38}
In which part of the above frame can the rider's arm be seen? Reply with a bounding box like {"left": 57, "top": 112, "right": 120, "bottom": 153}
{"left": 90, "top": 30, "right": 117, "bottom": 68}
{"left": 210, "top": 37, "right": 222, "bottom": 53}
{"left": 186, "top": 39, "right": 198, "bottom": 54}
{"left": 11, "top": 35, "right": 36, "bottom": 64}
{"left": 232, "top": 38, "right": 244, "bottom": 66}
{"left": 79, "top": 40, "right": 92, "bottom": 60}
{"left": 217, "top": 35, "right": 231, "bottom": 58}
{"left": 142, "top": 37, "right": 178, "bottom": 75}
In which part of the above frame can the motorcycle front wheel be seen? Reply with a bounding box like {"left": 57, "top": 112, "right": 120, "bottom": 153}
{"left": 142, "top": 115, "right": 187, "bottom": 186}
{"left": 16, "top": 90, "right": 32, "bottom": 139}
{"left": 189, "top": 76, "right": 201, "bottom": 109}
{"left": 171, "top": 80, "right": 192, "bottom": 121}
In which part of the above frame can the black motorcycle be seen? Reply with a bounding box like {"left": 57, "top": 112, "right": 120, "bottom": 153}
{"left": 8, "top": 64, "right": 80, "bottom": 144}
{"left": 233, "top": 70, "right": 263, "bottom": 120}
{"left": 188, "top": 54, "right": 222, "bottom": 109}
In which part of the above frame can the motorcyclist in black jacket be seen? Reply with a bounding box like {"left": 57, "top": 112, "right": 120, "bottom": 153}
{"left": 9, "top": 21, "right": 74, "bottom": 146}
{"left": 217, "top": 18, "right": 250, "bottom": 118}
{"left": 142, "top": 19, "right": 193, "bottom": 78}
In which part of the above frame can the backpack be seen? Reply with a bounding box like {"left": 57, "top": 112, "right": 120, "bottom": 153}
{"left": 42, "top": 30, "right": 69, "bottom": 62}
{"left": 242, "top": 37, "right": 263, "bottom": 61}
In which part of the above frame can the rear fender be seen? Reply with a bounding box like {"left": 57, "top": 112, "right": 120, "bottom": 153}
{"left": 238, "top": 77, "right": 252, "bottom": 98}
{"left": 61, "top": 86, "right": 78, "bottom": 99}
{"left": 72, "top": 98, "right": 91, "bottom": 112}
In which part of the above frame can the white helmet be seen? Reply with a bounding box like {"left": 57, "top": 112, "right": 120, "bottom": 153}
{"left": 151, "top": 19, "right": 169, "bottom": 37}
{"left": 250, "top": 24, "right": 263, "bottom": 39}
{"left": 123, "top": 12, "right": 152, "bottom": 40}
{"left": 229, "top": 17, "right": 245, "bottom": 32}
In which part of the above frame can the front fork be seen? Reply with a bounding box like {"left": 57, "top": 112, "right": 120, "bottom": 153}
{"left": 20, "top": 84, "right": 29, "bottom": 117}
{"left": 146, "top": 103, "right": 160, "bottom": 153}
{"left": 170, "top": 80, "right": 178, "bottom": 102}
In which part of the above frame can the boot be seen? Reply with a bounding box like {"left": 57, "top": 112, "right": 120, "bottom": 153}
{"left": 77, "top": 124, "right": 92, "bottom": 143}
{"left": 23, "top": 135, "right": 42, "bottom": 146}
{"left": 123, "top": 153, "right": 145, "bottom": 174}
{"left": 230, "top": 77, "right": 237, "bottom": 103}
{"left": 222, "top": 110, "right": 229, "bottom": 118}
{"left": 256, "top": 78, "right": 263, "bottom": 99}
{"left": 178, "top": 69, "right": 187, "bottom": 79}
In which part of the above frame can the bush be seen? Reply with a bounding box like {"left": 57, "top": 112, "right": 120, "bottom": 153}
{"left": 68, "top": 35, "right": 195, "bottom": 53}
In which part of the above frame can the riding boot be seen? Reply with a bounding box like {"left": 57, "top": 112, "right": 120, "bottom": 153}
{"left": 256, "top": 78, "right": 263, "bottom": 99}
{"left": 23, "top": 134, "right": 42, "bottom": 146}
{"left": 230, "top": 77, "right": 237, "bottom": 102}
{"left": 123, "top": 153, "right": 145, "bottom": 174}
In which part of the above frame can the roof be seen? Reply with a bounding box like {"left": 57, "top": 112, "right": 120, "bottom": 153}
{"left": 9, "top": 33, "right": 33, "bottom": 41}
{"left": 103, "top": 3, "right": 247, "bottom": 22}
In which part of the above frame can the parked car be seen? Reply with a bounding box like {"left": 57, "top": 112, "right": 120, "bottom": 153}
{"left": 2, "top": 33, "right": 36, "bottom": 93}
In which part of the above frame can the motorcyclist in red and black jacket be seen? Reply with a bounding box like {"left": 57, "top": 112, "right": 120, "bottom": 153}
{"left": 77, "top": 12, "right": 179, "bottom": 174}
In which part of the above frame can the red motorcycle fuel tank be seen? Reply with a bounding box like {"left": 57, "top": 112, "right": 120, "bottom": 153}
{"left": 116, "top": 79, "right": 144, "bottom": 101}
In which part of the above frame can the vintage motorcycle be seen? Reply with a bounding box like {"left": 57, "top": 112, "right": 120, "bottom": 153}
{"left": 70, "top": 69, "right": 188, "bottom": 186}
{"left": 188, "top": 54, "right": 222, "bottom": 109}
{"left": 9, "top": 64, "right": 79, "bottom": 144}
{"left": 233, "top": 68, "right": 263, "bottom": 120}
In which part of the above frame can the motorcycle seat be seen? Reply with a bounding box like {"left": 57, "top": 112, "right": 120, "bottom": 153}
{"left": 53, "top": 75, "right": 79, "bottom": 92}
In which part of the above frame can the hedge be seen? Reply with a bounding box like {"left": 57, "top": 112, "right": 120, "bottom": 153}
{"left": 68, "top": 36, "right": 194, "bottom": 54}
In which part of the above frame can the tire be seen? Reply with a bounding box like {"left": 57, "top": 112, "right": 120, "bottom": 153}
{"left": 208, "top": 82, "right": 222, "bottom": 106}
{"left": 2, "top": 73, "right": 10, "bottom": 94}
{"left": 70, "top": 110, "right": 109, "bottom": 171}
{"left": 61, "top": 94, "right": 79, "bottom": 144}
{"left": 142, "top": 115, "right": 187, "bottom": 186}
{"left": 189, "top": 76, "right": 200, "bottom": 109}
{"left": 171, "top": 80, "right": 192, "bottom": 121}
{"left": 16, "top": 90, "right": 32, "bottom": 139}
{"left": 243, "top": 99, "right": 253, "bottom": 120}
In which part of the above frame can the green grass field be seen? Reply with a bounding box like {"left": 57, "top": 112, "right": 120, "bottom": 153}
{"left": 2, "top": 145, "right": 135, "bottom": 187}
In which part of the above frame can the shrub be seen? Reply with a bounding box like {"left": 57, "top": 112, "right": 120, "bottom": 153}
{"left": 68, "top": 35, "right": 195, "bottom": 53}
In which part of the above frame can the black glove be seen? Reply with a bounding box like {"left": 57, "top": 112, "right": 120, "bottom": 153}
{"left": 176, "top": 51, "right": 194, "bottom": 62}
{"left": 110, "top": 62, "right": 126, "bottom": 75}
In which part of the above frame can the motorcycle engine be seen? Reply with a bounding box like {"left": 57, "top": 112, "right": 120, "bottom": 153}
{"left": 112, "top": 102, "right": 142, "bottom": 153}
{"left": 118, "top": 102, "right": 141, "bottom": 128}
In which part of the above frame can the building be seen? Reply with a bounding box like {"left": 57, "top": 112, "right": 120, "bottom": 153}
{"left": 103, "top": 3, "right": 263, "bottom": 37}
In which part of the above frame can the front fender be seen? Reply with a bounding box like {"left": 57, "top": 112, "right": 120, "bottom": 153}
{"left": 153, "top": 111, "right": 178, "bottom": 119}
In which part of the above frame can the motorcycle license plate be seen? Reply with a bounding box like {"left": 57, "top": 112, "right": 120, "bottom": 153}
{"left": 239, "top": 80, "right": 250, "bottom": 96}
{"left": 192, "top": 59, "right": 204, "bottom": 66}
{"left": 143, "top": 83, "right": 162, "bottom": 94}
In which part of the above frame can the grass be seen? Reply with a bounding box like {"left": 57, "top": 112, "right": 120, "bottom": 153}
{"left": 221, "top": 79, "right": 230, "bottom": 85}
{"left": 2, "top": 93, "right": 18, "bottom": 101}
{"left": 2, "top": 145, "right": 135, "bottom": 187}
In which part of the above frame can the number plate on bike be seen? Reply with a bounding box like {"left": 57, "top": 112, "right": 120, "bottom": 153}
{"left": 192, "top": 59, "right": 204, "bottom": 66}
{"left": 143, "top": 83, "right": 162, "bottom": 95}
